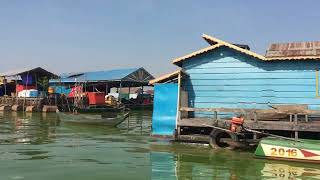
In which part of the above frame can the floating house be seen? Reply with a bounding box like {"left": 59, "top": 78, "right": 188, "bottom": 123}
{"left": 0, "top": 67, "right": 57, "bottom": 96}
{"left": 0, "top": 67, "right": 58, "bottom": 112}
{"left": 50, "top": 67, "right": 154, "bottom": 100}
{"left": 151, "top": 34, "right": 320, "bottom": 137}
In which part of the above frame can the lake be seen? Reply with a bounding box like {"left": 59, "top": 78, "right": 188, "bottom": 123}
{"left": 0, "top": 111, "right": 320, "bottom": 180}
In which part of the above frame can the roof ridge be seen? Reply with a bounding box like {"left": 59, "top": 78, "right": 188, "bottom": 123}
{"left": 172, "top": 34, "right": 267, "bottom": 66}
{"left": 201, "top": 34, "right": 266, "bottom": 60}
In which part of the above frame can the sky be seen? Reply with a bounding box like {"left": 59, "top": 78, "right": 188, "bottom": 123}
{"left": 0, "top": 0, "right": 320, "bottom": 77}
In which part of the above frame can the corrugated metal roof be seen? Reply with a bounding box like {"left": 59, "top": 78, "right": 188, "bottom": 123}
{"left": 50, "top": 67, "right": 154, "bottom": 83}
{"left": 266, "top": 41, "right": 320, "bottom": 58}
{"left": 172, "top": 34, "right": 320, "bottom": 66}
{"left": 81, "top": 68, "right": 139, "bottom": 81}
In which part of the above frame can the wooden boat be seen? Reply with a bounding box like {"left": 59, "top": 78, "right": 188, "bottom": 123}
{"left": 255, "top": 137, "right": 320, "bottom": 163}
{"left": 125, "top": 103, "right": 153, "bottom": 110}
{"left": 75, "top": 105, "right": 125, "bottom": 113}
{"left": 57, "top": 110, "right": 130, "bottom": 126}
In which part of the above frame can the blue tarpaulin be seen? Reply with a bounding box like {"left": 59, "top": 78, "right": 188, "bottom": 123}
{"left": 152, "top": 83, "right": 178, "bottom": 136}
{"left": 53, "top": 86, "right": 71, "bottom": 95}
{"left": 21, "top": 75, "right": 33, "bottom": 85}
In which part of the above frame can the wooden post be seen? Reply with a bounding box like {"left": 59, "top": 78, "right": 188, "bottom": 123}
{"left": 305, "top": 114, "right": 308, "bottom": 122}
{"left": 294, "top": 114, "right": 298, "bottom": 139}
{"left": 119, "top": 81, "right": 122, "bottom": 103}
{"left": 254, "top": 112, "right": 258, "bottom": 122}
{"left": 105, "top": 83, "right": 108, "bottom": 94}
{"left": 176, "top": 72, "right": 182, "bottom": 136}
{"left": 4, "top": 77, "right": 6, "bottom": 96}
{"left": 295, "top": 131, "right": 299, "bottom": 139}
{"left": 15, "top": 75, "right": 18, "bottom": 100}
{"left": 214, "top": 111, "right": 217, "bottom": 120}
{"left": 34, "top": 73, "right": 38, "bottom": 91}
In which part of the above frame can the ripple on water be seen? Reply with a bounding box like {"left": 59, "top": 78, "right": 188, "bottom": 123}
{"left": 1, "top": 111, "right": 320, "bottom": 179}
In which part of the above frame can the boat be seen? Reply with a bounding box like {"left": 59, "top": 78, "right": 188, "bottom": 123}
{"left": 124, "top": 103, "right": 153, "bottom": 110}
{"left": 75, "top": 105, "right": 125, "bottom": 113}
{"left": 255, "top": 137, "right": 320, "bottom": 163}
{"left": 57, "top": 110, "right": 130, "bottom": 126}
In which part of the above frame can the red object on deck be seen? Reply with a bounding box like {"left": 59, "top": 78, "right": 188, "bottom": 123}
{"left": 230, "top": 117, "right": 244, "bottom": 132}
{"left": 68, "top": 86, "right": 83, "bottom": 97}
{"left": 87, "top": 92, "right": 105, "bottom": 105}
{"left": 16, "top": 85, "right": 36, "bottom": 93}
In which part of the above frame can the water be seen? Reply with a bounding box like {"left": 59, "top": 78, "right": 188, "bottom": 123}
{"left": 1, "top": 111, "right": 320, "bottom": 180}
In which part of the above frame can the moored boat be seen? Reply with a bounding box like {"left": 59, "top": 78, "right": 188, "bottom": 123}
{"left": 75, "top": 105, "right": 125, "bottom": 113}
{"left": 57, "top": 110, "right": 130, "bottom": 126}
{"left": 255, "top": 137, "right": 320, "bottom": 163}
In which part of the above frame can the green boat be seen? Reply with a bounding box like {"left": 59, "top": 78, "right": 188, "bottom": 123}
{"left": 255, "top": 137, "right": 320, "bottom": 163}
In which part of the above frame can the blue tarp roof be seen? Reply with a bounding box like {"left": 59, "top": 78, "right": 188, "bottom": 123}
{"left": 49, "top": 67, "right": 153, "bottom": 83}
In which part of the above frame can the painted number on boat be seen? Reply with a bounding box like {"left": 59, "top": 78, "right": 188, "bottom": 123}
{"left": 270, "top": 148, "right": 297, "bottom": 157}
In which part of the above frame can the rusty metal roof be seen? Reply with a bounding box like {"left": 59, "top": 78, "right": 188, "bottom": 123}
{"left": 265, "top": 41, "right": 320, "bottom": 58}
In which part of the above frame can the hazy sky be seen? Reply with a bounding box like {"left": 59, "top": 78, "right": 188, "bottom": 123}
{"left": 0, "top": 0, "right": 319, "bottom": 76}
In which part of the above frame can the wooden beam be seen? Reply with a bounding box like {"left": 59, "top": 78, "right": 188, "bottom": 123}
{"left": 179, "top": 118, "right": 320, "bottom": 132}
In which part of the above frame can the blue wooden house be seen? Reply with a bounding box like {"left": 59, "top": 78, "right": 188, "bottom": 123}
{"left": 151, "top": 34, "right": 320, "bottom": 136}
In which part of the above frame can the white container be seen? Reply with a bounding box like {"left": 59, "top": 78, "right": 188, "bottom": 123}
{"left": 18, "top": 89, "right": 38, "bottom": 98}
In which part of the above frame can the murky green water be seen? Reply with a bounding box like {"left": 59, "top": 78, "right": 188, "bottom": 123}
{"left": 1, "top": 111, "right": 320, "bottom": 180}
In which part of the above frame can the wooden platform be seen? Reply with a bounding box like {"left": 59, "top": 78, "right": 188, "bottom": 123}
{"left": 178, "top": 118, "right": 320, "bottom": 132}
{"left": 176, "top": 106, "right": 320, "bottom": 143}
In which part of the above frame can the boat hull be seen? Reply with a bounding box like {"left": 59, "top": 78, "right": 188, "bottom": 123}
{"left": 75, "top": 106, "right": 124, "bottom": 113}
{"left": 255, "top": 138, "right": 320, "bottom": 163}
{"left": 125, "top": 104, "right": 153, "bottom": 110}
{"left": 57, "top": 112, "right": 130, "bottom": 126}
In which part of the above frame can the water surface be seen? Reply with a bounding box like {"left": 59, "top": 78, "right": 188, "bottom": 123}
{"left": 0, "top": 111, "right": 320, "bottom": 180}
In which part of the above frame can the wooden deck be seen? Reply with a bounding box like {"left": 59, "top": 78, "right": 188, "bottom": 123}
{"left": 178, "top": 118, "right": 320, "bottom": 132}
{"left": 177, "top": 106, "right": 320, "bottom": 142}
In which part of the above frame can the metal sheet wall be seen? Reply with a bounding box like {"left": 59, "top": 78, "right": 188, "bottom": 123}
{"left": 152, "top": 83, "right": 178, "bottom": 136}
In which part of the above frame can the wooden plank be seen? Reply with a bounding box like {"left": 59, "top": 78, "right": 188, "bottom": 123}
{"left": 180, "top": 107, "right": 250, "bottom": 113}
{"left": 187, "top": 78, "right": 315, "bottom": 86}
{"left": 178, "top": 118, "right": 213, "bottom": 127}
{"left": 184, "top": 85, "right": 316, "bottom": 92}
{"left": 190, "top": 96, "right": 320, "bottom": 105}
{"left": 180, "top": 90, "right": 188, "bottom": 119}
{"left": 180, "top": 107, "right": 320, "bottom": 116}
{"left": 245, "top": 121, "right": 320, "bottom": 132}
